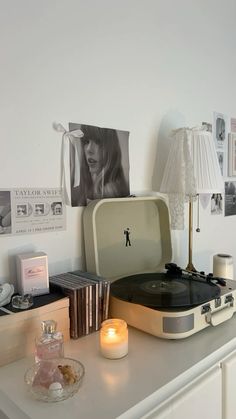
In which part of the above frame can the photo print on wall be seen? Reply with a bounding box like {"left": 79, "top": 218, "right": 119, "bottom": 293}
{"left": 0, "top": 188, "right": 65, "bottom": 236}
{"left": 0, "top": 191, "right": 11, "bottom": 235}
{"left": 211, "top": 193, "right": 223, "bottom": 215}
{"left": 212, "top": 112, "right": 229, "bottom": 177}
{"left": 228, "top": 133, "right": 236, "bottom": 177}
{"left": 213, "top": 112, "right": 228, "bottom": 149}
{"left": 217, "top": 151, "right": 224, "bottom": 176}
{"left": 69, "top": 123, "right": 130, "bottom": 207}
{"left": 225, "top": 181, "right": 236, "bottom": 216}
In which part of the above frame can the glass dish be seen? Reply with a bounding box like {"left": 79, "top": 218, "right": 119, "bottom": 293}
{"left": 12, "top": 294, "right": 33, "bottom": 309}
{"left": 24, "top": 357, "right": 85, "bottom": 402}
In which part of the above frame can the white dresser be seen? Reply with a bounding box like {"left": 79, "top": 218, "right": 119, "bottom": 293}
{"left": 2, "top": 316, "right": 236, "bottom": 419}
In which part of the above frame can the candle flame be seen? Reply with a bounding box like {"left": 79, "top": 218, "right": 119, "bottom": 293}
{"left": 107, "top": 327, "right": 116, "bottom": 337}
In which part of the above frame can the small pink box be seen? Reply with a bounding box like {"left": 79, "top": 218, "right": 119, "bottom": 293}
{"left": 16, "top": 252, "right": 49, "bottom": 296}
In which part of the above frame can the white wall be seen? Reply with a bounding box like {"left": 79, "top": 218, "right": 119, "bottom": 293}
{"left": 1, "top": 0, "right": 236, "bottom": 285}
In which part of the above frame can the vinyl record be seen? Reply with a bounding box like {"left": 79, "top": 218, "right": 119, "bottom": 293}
{"left": 110, "top": 272, "right": 221, "bottom": 309}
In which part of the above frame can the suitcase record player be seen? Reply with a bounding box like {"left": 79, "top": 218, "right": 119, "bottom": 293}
{"left": 83, "top": 196, "right": 236, "bottom": 339}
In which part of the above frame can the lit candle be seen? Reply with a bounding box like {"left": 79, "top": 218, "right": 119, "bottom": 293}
{"left": 100, "top": 319, "right": 128, "bottom": 359}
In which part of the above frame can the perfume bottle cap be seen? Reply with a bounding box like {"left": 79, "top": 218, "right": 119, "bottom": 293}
{"left": 41, "top": 320, "right": 57, "bottom": 334}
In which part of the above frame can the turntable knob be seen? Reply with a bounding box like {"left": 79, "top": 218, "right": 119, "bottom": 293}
{"left": 207, "top": 273, "right": 213, "bottom": 282}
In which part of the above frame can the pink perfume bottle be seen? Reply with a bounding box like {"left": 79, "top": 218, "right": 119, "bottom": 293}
{"left": 35, "top": 320, "right": 64, "bottom": 363}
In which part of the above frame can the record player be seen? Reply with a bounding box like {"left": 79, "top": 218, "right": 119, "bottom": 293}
{"left": 83, "top": 196, "right": 236, "bottom": 339}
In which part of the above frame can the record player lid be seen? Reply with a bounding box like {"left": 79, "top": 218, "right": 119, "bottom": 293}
{"left": 83, "top": 196, "right": 172, "bottom": 281}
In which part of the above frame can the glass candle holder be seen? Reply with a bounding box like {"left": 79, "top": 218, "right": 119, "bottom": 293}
{"left": 100, "top": 318, "right": 128, "bottom": 359}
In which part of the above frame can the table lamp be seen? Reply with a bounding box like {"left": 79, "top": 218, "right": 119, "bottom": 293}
{"left": 160, "top": 127, "right": 223, "bottom": 271}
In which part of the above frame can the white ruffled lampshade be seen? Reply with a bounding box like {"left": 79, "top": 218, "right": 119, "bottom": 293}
{"left": 189, "top": 128, "right": 224, "bottom": 194}
{"left": 160, "top": 127, "right": 224, "bottom": 229}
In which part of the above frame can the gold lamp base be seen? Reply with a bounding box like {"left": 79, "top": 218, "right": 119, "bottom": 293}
{"left": 186, "top": 198, "right": 197, "bottom": 272}
{"left": 186, "top": 261, "right": 197, "bottom": 272}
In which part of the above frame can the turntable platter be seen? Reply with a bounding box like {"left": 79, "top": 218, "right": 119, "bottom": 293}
{"left": 110, "top": 272, "right": 221, "bottom": 309}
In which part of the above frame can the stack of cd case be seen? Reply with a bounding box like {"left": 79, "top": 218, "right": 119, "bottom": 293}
{"left": 49, "top": 270, "right": 110, "bottom": 339}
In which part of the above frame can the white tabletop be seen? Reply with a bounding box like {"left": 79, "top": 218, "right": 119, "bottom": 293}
{"left": 1, "top": 317, "right": 236, "bottom": 419}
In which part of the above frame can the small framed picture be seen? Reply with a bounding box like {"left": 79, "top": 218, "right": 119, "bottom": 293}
{"left": 228, "top": 133, "right": 236, "bottom": 176}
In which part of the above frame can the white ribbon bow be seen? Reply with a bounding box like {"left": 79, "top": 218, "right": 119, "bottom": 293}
{"left": 53, "top": 122, "right": 84, "bottom": 206}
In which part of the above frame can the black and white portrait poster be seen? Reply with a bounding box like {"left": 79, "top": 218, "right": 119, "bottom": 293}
{"left": 68, "top": 123, "right": 130, "bottom": 207}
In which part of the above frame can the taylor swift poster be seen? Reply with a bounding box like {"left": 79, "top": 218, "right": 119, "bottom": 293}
{"left": 69, "top": 123, "right": 130, "bottom": 207}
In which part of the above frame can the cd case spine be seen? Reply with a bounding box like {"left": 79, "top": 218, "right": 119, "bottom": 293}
{"left": 49, "top": 271, "right": 110, "bottom": 339}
